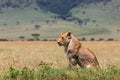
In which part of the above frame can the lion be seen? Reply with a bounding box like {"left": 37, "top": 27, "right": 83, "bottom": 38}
{"left": 57, "top": 32, "right": 100, "bottom": 69}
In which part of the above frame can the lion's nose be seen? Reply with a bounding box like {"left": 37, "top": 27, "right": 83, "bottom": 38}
{"left": 57, "top": 42, "right": 60, "bottom": 45}
{"left": 57, "top": 42, "right": 62, "bottom": 46}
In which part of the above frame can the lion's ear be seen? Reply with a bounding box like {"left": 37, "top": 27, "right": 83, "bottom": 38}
{"left": 67, "top": 32, "right": 72, "bottom": 36}
{"left": 60, "top": 32, "right": 63, "bottom": 35}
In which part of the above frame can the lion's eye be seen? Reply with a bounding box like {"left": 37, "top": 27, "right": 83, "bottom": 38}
{"left": 61, "top": 37, "right": 64, "bottom": 39}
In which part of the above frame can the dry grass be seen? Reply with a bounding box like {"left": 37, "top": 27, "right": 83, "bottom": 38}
{"left": 0, "top": 41, "right": 120, "bottom": 73}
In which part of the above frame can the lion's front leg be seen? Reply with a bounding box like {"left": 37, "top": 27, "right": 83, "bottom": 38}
{"left": 67, "top": 54, "right": 78, "bottom": 68}
{"left": 68, "top": 58, "right": 77, "bottom": 68}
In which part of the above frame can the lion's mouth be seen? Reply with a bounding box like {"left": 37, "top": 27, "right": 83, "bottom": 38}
{"left": 57, "top": 42, "right": 63, "bottom": 46}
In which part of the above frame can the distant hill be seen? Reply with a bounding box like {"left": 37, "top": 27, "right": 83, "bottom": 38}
{"left": 0, "top": 0, "right": 112, "bottom": 19}
{"left": 0, "top": 0, "right": 120, "bottom": 41}
{"left": 36, "top": 0, "right": 111, "bottom": 19}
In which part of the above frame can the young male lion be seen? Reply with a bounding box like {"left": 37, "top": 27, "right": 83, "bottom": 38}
{"left": 57, "top": 32, "right": 100, "bottom": 69}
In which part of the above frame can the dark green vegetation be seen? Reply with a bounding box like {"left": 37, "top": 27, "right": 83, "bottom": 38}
{"left": 0, "top": 0, "right": 113, "bottom": 20}
{"left": 0, "top": 62, "right": 120, "bottom": 80}
{"left": 36, "top": 0, "right": 111, "bottom": 19}
{"left": 0, "top": 0, "right": 120, "bottom": 40}
{"left": 0, "top": 0, "right": 111, "bottom": 16}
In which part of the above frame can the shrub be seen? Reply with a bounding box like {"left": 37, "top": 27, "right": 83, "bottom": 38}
{"left": 19, "top": 36, "right": 25, "bottom": 41}
{"left": 92, "top": 20, "right": 96, "bottom": 23}
{"left": 27, "top": 39, "right": 34, "bottom": 41}
{"left": 117, "top": 29, "right": 120, "bottom": 32}
{"left": 42, "top": 39, "right": 48, "bottom": 41}
{"left": 90, "top": 38, "right": 95, "bottom": 41}
{"left": 107, "top": 38, "right": 114, "bottom": 41}
{"left": 98, "top": 38, "right": 104, "bottom": 41}
{"left": 20, "top": 67, "right": 35, "bottom": 80}
{"left": 34, "top": 25, "right": 41, "bottom": 29}
{"left": 82, "top": 11, "right": 86, "bottom": 14}
{"left": 49, "top": 39, "right": 56, "bottom": 41}
{"left": 81, "top": 37, "right": 87, "bottom": 41}
{"left": 16, "top": 21, "right": 20, "bottom": 25}
{"left": 0, "top": 39, "right": 8, "bottom": 41}
{"left": 0, "top": 62, "right": 120, "bottom": 80}
{"left": 31, "top": 33, "right": 40, "bottom": 41}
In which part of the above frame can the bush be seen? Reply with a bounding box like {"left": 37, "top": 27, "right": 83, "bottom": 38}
{"left": 81, "top": 37, "right": 87, "bottom": 41}
{"left": 92, "top": 20, "right": 96, "bottom": 23}
{"left": 1, "top": 62, "right": 120, "bottom": 80}
{"left": 27, "top": 39, "right": 34, "bottom": 41}
{"left": 0, "top": 39, "right": 8, "bottom": 41}
{"left": 82, "top": 11, "right": 86, "bottom": 14}
{"left": 107, "top": 38, "right": 114, "bottom": 41}
{"left": 19, "top": 36, "right": 25, "bottom": 41}
{"left": 31, "top": 33, "right": 40, "bottom": 41}
{"left": 98, "top": 38, "right": 104, "bottom": 41}
{"left": 49, "top": 39, "right": 56, "bottom": 41}
{"left": 34, "top": 25, "right": 41, "bottom": 29}
{"left": 90, "top": 38, "right": 95, "bottom": 41}
{"left": 42, "top": 39, "right": 48, "bottom": 41}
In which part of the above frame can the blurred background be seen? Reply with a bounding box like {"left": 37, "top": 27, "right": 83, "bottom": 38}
{"left": 0, "top": 0, "right": 120, "bottom": 41}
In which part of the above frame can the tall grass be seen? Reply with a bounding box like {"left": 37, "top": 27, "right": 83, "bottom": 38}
{"left": 0, "top": 41, "right": 120, "bottom": 79}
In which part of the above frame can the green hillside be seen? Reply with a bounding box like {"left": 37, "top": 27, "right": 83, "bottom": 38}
{"left": 0, "top": 0, "right": 120, "bottom": 41}
{"left": 71, "top": 3, "right": 120, "bottom": 26}
{"left": 0, "top": 8, "right": 56, "bottom": 26}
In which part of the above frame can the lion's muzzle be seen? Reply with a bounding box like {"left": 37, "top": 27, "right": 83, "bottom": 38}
{"left": 57, "top": 42, "right": 63, "bottom": 46}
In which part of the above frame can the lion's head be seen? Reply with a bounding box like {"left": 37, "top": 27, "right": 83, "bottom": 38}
{"left": 57, "top": 32, "right": 72, "bottom": 46}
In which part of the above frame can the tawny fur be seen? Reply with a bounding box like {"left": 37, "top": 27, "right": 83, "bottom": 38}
{"left": 57, "top": 32, "right": 100, "bottom": 69}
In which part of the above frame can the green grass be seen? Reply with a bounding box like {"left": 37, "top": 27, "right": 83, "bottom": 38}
{"left": 0, "top": 8, "right": 56, "bottom": 26}
{"left": 0, "top": 62, "right": 120, "bottom": 80}
{"left": 0, "top": 22, "right": 110, "bottom": 40}
{"left": 79, "top": 27, "right": 110, "bottom": 36}
{"left": 71, "top": 3, "right": 120, "bottom": 26}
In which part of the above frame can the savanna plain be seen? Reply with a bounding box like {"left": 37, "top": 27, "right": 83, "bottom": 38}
{"left": 0, "top": 41, "right": 120, "bottom": 80}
